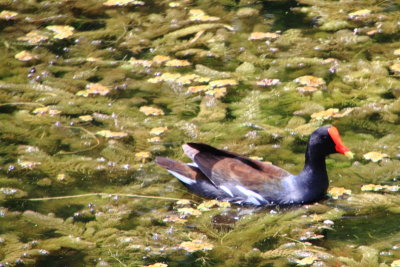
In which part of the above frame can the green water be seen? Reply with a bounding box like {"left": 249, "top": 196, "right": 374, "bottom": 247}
{"left": 0, "top": 0, "right": 400, "bottom": 266}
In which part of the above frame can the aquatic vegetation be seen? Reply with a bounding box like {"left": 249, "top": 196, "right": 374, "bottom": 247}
{"left": 0, "top": 0, "right": 399, "bottom": 265}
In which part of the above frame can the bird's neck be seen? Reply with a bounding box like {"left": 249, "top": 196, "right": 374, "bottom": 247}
{"left": 299, "top": 145, "right": 328, "bottom": 185}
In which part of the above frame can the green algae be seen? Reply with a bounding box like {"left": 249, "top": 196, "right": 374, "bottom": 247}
{"left": 0, "top": 0, "right": 400, "bottom": 266}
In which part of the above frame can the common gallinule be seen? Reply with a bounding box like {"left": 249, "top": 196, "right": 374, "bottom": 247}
{"left": 156, "top": 126, "right": 353, "bottom": 206}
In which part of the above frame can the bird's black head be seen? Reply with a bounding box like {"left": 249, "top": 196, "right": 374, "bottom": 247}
{"left": 308, "top": 126, "right": 353, "bottom": 158}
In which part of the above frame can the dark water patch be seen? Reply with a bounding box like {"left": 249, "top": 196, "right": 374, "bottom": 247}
{"left": 35, "top": 249, "right": 87, "bottom": 267}
{"left": 324, "top": 212, "right": 400, "bottom": 246}
{"left": 261, "top": 0, "right": 309, "bottom": 31}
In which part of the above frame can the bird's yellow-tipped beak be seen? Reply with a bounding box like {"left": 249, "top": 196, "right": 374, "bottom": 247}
{"left": 344, "top": 151, "right": 354, "bottom": 159}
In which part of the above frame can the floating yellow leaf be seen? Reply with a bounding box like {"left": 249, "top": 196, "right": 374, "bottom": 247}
{"left": 135, "top": 151, "right": 152, "bottom": 162}
{"left": 46, "top": 25, "right": 74, "bottom": 39}
{"left": 248, "top": 32, "right": 280, "bottom": 41}
{"left": 103, "top": 0, "right": 144, "bottom": 6}
{"left": 197, "top": 200, "right": 230, "bottom": 211}
{"left": 209, "top": 79, "right": 238, "bottom": 88}
{"left": 188, "top": 9, "right": 220, "bottom": 22}
{"left": 176, "top": 74, "right": 201, "bottom": 85}
{"left": 391, "top": 259, "right": 400, "bottom": 267}
{"left": 15, "top": 50, "right": 36, "bottom": 61}
{"left": 147, "top": 76, "right": 164, "bottom": 83}
{"left": 0, "top": 10, "right": 18, "bottom": 20}
{"left": 129, "top": 58, "right": 152, "bottom": 67}
{"left": 256, "top": 78, "right": 281, "bottom": 87}
{"left": 76, "top": 83, "right": 110, "bottom": 97}
{"left": 205, "top": 87, "right": 227, "bottom": 98}
{"left": 18, "top": 31, "right": 49, "bottom": 44}
{"left": 150, "top": 127, "right": 168, "bottom": 136}
{"left": 96, "top": 130, "right": 128, "bottom": 139}
{"left": 177, "top": 208, "right": 202, "bottom": 216}
{"left": 361, "top": 184, "right": 398, "bottom": 192}
{"left": 295, "top": 256, "right": 318, "bottom": 266}
{"left": 163, "top": 215, "right": 187, "bottom": 224}
{"left": 188, "top": 85, "right": 211, "bottom": 93}
{"left": 79, "top": 115, "right": 93, "bottom": 122}
{"left": 310, "top": 108, "right": 339, "bottom": 121}
{"left": 394, "top": 49, "right": 400, "bottom": 56}
{"left": 152, "top": 55, "right": 171, "bottom": 64}
{"left": 176, "top": 199, "right": 191, "bottom": 205}
{"left": 32, "top": 107, "right": 61, "bottom": 116}
{"left": 349, "top": 9, "right": 371, "bottom": 19}
{"left": 139, "top": 106, "right": 164, "bottom": 116}
{"left": 328, "top": 187, "right": 351, "bottom": 199}
{"left": 390, "top": 63, "right": 400, "bottom": 73}
{"left": 294, "top": 75, "right": 325, "bottom": 87}
{"left": 161, "top": 72, "right": 182, "bottom": 82}
{"left": 296, "top": 86, "right": 319, "bottom": 94}
{"left": 363, "top": 151, "right": 389, "bottom": 162}
{"left": 179, "top": 240, "right": 214, "bottom": 252}
{"left": 144, "top": 263, "right": 168, "bottom": 267}
{"left": 165, "top": 59, "right": 191, "bottom": 67}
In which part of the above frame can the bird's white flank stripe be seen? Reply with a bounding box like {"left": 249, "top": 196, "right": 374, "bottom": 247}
{"left": 235, "top": 185, "right": 265, "bottom": 205}
{"left": 219, "top": 185, "right": 234, "bottom": 197}
{"left": 168, "top": 170, "right": 195, "bottom": 185}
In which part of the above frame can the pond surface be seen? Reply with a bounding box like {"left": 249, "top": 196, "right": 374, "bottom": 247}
{"left": 0, "top": 0, "right": 400, "bottom": 266}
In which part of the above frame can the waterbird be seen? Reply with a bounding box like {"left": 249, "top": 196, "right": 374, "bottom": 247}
{"left": 156, "top": 126, "right": 353, "bottom": 206}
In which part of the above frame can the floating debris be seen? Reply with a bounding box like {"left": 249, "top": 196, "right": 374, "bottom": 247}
{"left": 197, "top": 200, "right": 230, "bottom": 211}
{"left": 328, "top": 187, "right": 352, "bottom": 199}
{"left": 256, "top": 78, "right": 281, "bottom": 87}
{"left": 310, "top": 108, "right": 339, "bottom": 121}
{"left": 390, "top": 63, "right": 400, "bottom": 74}
{"left": 96, "top": 130, "right": 128, "bottom": 139}
{"left": 165, "top": 59, "right": 191, "bottom": 67}
{"left": 188, "top": 85, "right": 211, "bottom": 93}
{"left": 0, "top": 10, "right": 18, "bottom": 20}
{"left": 46, "top": 25, "right": 74, "bottom": 39}
{"left": 150, "top": 127, "right": 168, "bottom": 136}
{"left": 76, "top": 83, "right": 110, "bottom": 97}
{"left": 248, "top": 32, "right": 280, "bottom": 41}
{"left": 348, "top": 9, "right": 371, "bottom": 20}
{"left": 209, "top": 79, "right": 238, "bottom": 88}
{"left": 361, "top": 184, "right": 399, "bottom": 192}
{"left": 177, "top": 208, "right": 202, "bottom": 216}
{"left": 15, "top": 50, "right": 36, "bottom": 61}
{"left": 152, "top": 55, "right": 171, "bottom": 65}
{"left": 176, "top": 199, "right": 191, "bottom": 205}
{"left": 103, "top": 0, "right": 145, "bottom": 6}
{"left": 294, "top": 75, "right": 325, "bottom": 88}
{"left": 129, "top": 58, "right": 153, "bottom": 67}
{"left": 188, "top": 9, "right": 220, "bottom": 22}
{"left": 295, "top": 256, "right": 318, "bottom": 266}
{"left": 179, "top": 240, "right": 214, "bottom": 252}
{"left": 32, "top": 107, "right": 61, "bottom": 116}
{"left": 163, "top": 215, "right": 187, "bottom": 224}
{"left": 392, "top": 259, "right": 400, "bottom": 267}
{"left": 205, "top": 87, "right": 227, "bottom": 98}
{"left": 139, "top": 106, "right": 164, "bottom": 116}
{"left": 134, "top": 151, "right": 152, "bottom": 162}
{"left": 144, "top": 263, "right": 168, "bottom": 267}
{"left": 363, "top": 151, "right": 389, "bottom": 162}
{"left": 79, "top": 115, "right": 93, "bottom": 122}
{"left": 17, "top": 31, "right": 49, "bottom": 44}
